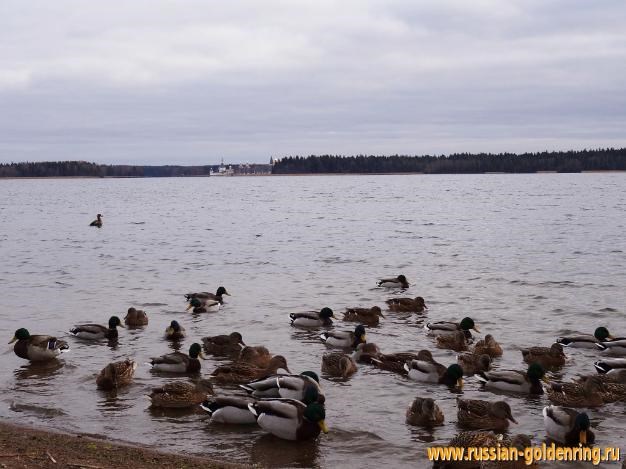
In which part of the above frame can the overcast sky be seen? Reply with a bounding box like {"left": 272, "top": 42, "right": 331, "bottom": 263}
{"left": 1, "top": 1, "right": 625, "bottom": 164}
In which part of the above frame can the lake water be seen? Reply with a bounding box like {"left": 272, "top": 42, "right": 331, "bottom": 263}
{"left": 0, "top": 174, "right": 624, "bottom": 468}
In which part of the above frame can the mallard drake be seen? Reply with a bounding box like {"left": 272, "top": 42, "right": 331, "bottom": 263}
{"left": 238, "top": 345, "right": 272, "bottom": 368}
{"left": 164, "top": 320, "right": 185, "bottom": 340}
{"left": 543, "top": 405, "right": 595, "bottom": 445}
{"left": 210, "top": 355, "right": 291, "bottom": 384}
{"left": 457, "top": 398, "right": 517, "bottom": 431}
{"left": 150, "top": 343, "right": 204, "bottom": 374}
{"left": 457, "top": 352, "right": 491, "bottom": 376}
{"left": 249, "top": 399, "right": 328, "bottom": 441}
{"left": 597, "top": 339, "right": 626, "bottom": 356}
{"left": 472, "top": 334, "right": 502, "bottom": 358}
{"left": 556, "top": 326, "right": 614, "bottom": 348}
{"left": 149, "top": 379, "right": 214, "bottom": 408}
{"left": 186, "top": 297, "right": 221, "bottom": 313}
{"left": 368, "top": 350, "right": 430, "bottom": 375}
{"left": 320, "top": 324, "right": 367, "bottom": 349}
{"left": 521, "top": 343, "right": 565, "bottom": 368}
{"left": 321, "top": 352, "right": 357, "bottom": 378}
{"left": 436, "top": 331, "right": 469, "bottom": 352}
{"left": 200, "top": 396, "right": 257, "bottom": 424}
{"left": 343, "top": 306, "right": 384, "bottom": 326}
{"left": 476, "top": 363, "right": 545, "bottom": 395}
{"left": 425, "top": 317, "right": 479, "bottom": 340}
{"left": 594, "top": 358, "right": 626, "bottom": 375}
{"left": 377, "top": 275, "right": 409, "bottom": 289}
{"left": 386, "top": 296, "right": 427, "bottom": 313}
{"left": 290, "top": 308, "right": 334, "bottom": 327}
{"left": 351, "top": 342, "right": 382, "bottom": 363}
{"left": 70, "top": 316, "right": 123, "bottom": 341}
{"left": 9, "top": 328, "right": 70, "bottom": 362}
{"left": 201, "top": 332, "right": 245, "bottom": 356}
{"left": 405, "top": 360, "right": 464, "bottom": 388}
{"left": 96, "top": 359, "right": 137, "bottom": 390}
{"left": 185, "top": 286, "right": 230, "bottom": 303}
{"left": 89, "top": 214, "right": 103, "bottom": 227}
{"left": 124, "top": 307, "right": 148, "bottom": 327}
{"left": 405, "top": 397, "right": 444, "bottom": 427}
{"left": 545, "top": 376, "right": 606, "bottom": 407}
{"left": 240, "top": 371, "right": 322, "bottom": 402}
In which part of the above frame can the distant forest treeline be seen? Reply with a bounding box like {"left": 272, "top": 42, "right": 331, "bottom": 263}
{"left": 271, "top": 148, "right": 626, "bottom": 174}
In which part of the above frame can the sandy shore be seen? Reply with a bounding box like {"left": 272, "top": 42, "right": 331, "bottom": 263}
{"left": 0, "top": 420, "right": 242, "bottom": 469}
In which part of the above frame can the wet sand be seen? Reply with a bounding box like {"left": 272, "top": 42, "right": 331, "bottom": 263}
{"left": 0, "top": 420, "right": 240, "bottom": 469}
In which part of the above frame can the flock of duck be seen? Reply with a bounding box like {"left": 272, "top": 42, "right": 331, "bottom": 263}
{"left": 8, "top": 270, "right": 626, "bottom": 465}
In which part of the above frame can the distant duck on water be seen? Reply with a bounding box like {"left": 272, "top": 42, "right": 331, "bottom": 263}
{"left": 185, "top": 287, "right": 230, "bottom": 303}
{"left": 186, "top": 297, "right": 221, "bottom": 313}
{"left": 10, "top": 328, "right": 70, "bottom": 362}
{"left": 89, "top": 214, "right": 103, "bottom": 227}
{"left": 70, "top": 316, "right": 123, "bottom": 341}
{"left": 556, "top": 326, "right": 616, "bottom": 348}
{"left": 377, "top": 275, "right": 409, "bottom": 289}
{"left": 290, "top": 308, "right": 334, "bottom": 328}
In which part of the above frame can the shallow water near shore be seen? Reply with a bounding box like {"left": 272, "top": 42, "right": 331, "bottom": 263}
{"left": 0, "top": 173, "right": 624, "bottom": 468}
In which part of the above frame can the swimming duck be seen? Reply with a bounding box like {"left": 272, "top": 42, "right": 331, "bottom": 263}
{"left": 320, "top": 324, "right": 367, "bottom": 349}
{"left": 480, "top": 434, "right": 536, "bottom": 469}
{"left": 556, "top": 326, "right": 614, "bottom": 348}
{"left": 597, "top": 339, "right": 626, "bottom": 356}
{"left": 164, "top": 320, "right": 186, "bottom": 340}
{"left": 543, "top": 405, "right": 595, "bottom": 445}
{"left": 321, "top": 352, "right": 358, "bottom": 378}
{"left": 476, "top": 363, "right": 545, "bottom": 395}
{"left": 149, "top": 379, "right": 214, "bottom": 408}
{"left": 96, "top": 359, "right": 137, "bottom": 390}
{"left": 201, "top": 332, "right": 245, "bottom": 356}
{"left": 404, "top": 361, "right": 464, "bottom": 388}
{"left": 432, "top": 431, "right": 500, "bottom": 469}
{"left": 457, "top": 352, "right": 492, "bottom": 376}
{"left": 405, "top": 397, "right": 444, "bottom": 427}
{"left": 457, "top": 398, "right": 517, "bottom": 431}
{"left": 9, "top": 328, "right": 70, "bottom": 362}
{"left": 238, "top": 345, "right": 272, "bottom": 368}
{"left": 290, "top": 308, "right": 334, "bottom": 328}
{"left": 249, "top": 398, "right": 328, "bottom": 441}
{"left": 351, "top": 342, "right": 382, "bottom": 363}
{"left": 200, "top": 396, "right": 258, "bottom": 424}
{"left": 545, "top": 376, "right": 607, "bottom": 407}
{"left": 386, "top": 296, "right": 428, "bottom": 313}
{"left": 343, "top": 306, "right": 384, "bottom": 326}
{"left": 377, "top": 275, "right": 409, "bottom": 289}
{"left": 89, "top": 214, "right": 103, "bottom": 227}
{"left": 186, "top": 297, "right": 221, "bottom": 313}
{"left": 240, "top": 371, "right": 322, "bottom": 402}
{"left": 368, "top": 350, "right": 432, "bottom": 375}
{"left": 472, "top": 334, "right": 503, "bottom": 358}
{"left": 210, "top": 355, "right": 291, "bottom": 385}
{"left": 594, "top": 358, "right": 626, "bottom": 375}
{"left": 150, "top": 343, "right": 204, "bottom": 374}
{"left": 521, "top": 343, "right": 565, "bottom": 368}
{"left": 124, "top": 307, "right": 148, "bottom": 327}
{"left": 425, "top": 317, "right": 479, "bottom": 340}
{"left": 185, "top": 286, "right": 230, "bottom": 303}
{"left": 436, "top": 330, "right": 469, "bottom": 352}
{"left": 70, "top": 316, "right": 123, "bottom": 341}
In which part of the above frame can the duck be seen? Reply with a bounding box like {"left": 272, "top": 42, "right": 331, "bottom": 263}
{"left": 320, "top": 324, "right": 367, "bottom": 349}
{"left": 480, "top": 434, "right": 537, "bottom": 469}
{"left": 149, "top": 379, "right": 214, "bottom": 408}
{"left": 432, "top": 431, "right": 500, "bottom": 469}
{"left": 96, "top": 359, "right": 137, "bottom": 390}
{"left": 248, "top": 398, "right": 328, "bottom": 441}
{"left": 405, "top": 397, "right": 444, "bottom": 427}
{"left": 436, "top": 330, "right": 469, "bottom": 352}
{"left": 521, "top": 343, "right": 566, "bottom": 368}
{"left": 594, "top": 358, "right": 626, "bottom": 375}
{"left": 240, "top": 371, "right": 322, "bottom": 402}
{"left": 351, "top": 342, "right": 382, "bottom": 363}
{"left": 545, "top": 376, "right": 606, "bottom": 407}
{"left": 210, "top": 355, "right": 291, "bottom": 385}
{"left": 321, "top": 352, "right": 358, "bottom": 378}
{"left": 368, "top": 350, "right": 433, "bottom": 375}
{"left": 425, "top": 317, "right": 479, "bottom": 340}
{"left": 164, "top": 320, "right": 185, "bottom": 340}
{"left": 186, "top": 297, "right": 221, "bottom": 313}
{"left": 386, "top": 296, "right": 428, "bottom": 313}
{"left": 200, "top": 396, "right": 258, "bottom": 424}
{"left": 343, "top": 306, "right": 384, "bottom": 326}
{"left": 9, "top": 328, "right": 70, "bottom": 362}
{"left": 457, "top": 398, "right": 517, "bottom": 431}
{"left": 472, "top": 334, "right": 503, "bottom": 358}
{"left": 290, "top": 307, "right": 334, "bottom": 328}
{"left": 377, "top": 275, "right": 409, "bottom": 289}
{"left": 556, "top": 326, "right": 614, "bottom": 348}
{"left": 89, "top": 214, "right": 103, "bottom": 227}
{"left": 124, "top": 307, "right": 148, "bottom": 327}
{"left": 543, "top": 405, "right": 595, "bottom": 445}
{"left": 238, "top": 345, "right": 272, "bottom": 368}
{"left": 476, "top": 363, "right": 545, "bottom": 395}
{"left": 70, "top": 316, "right": 124, "bottom": 341}
{"left": 457, "top": 352, "right": 492, "bottom": 376}
{"left": 404, "top": 361, "right": 464, "bottom": 388}
{"left": 185, "top": 286, "right": 230, "bottom": 303}
{"left": 201, "top": 332, "right": 245, "bottom": 356}
{"left": 597, "top": 339, "right": 626, "bottom": 356}
{"left": 150, "top": 343, "right": 204, "bottom": 374}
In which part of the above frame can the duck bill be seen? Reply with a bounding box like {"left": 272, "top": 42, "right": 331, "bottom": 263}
{"left": 508, "top": 415, "right": 518, "bottom": 424}
{"left": 361, "top": 334, "right": 367, "bottom": 343}
{"left": 542, "top": 376, "right": 550, "bottom": 383}
{"left": 185, "top": 304, "right": 193, "bottom": 311}
{"left": 318, "top": 420, "right": 329, "bottom": 434}
{"left": 473, "top": 326, "right": 481, "bottom": 333}
{"left": 281, "top": 366, "right": 292, "bottom": 374}
{"left": 457, "top": 378, "right": 463, "bottom": 388}
{"left": 607, "top": 334, "right": 615, "bottom": 340}
{"left": 8, "top": 336, "right": 17, "bottom": 344}
{"left": 378, "top": 311, "right": 385, "bottom": 318}
{"left": 579, "top": 430, "right": 587, "bottom": 445}
{"left": 199, "top": 351, "right": 207, "bottom": 360}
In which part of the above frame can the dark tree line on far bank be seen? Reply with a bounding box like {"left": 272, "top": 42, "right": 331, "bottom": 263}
{"left": 271, "top": 148, "right": 626, "bottom": 174}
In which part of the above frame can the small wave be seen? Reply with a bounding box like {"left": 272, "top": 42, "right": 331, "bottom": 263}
{"left": 599, "top": 307, "right": 618, "bottom": 312}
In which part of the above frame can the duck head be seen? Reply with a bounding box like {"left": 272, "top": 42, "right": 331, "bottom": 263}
{"left": 460, "top": 317, "right": 479, "bottom": 333}
{"left": 9, "top": 328, "right": 30, "bottom": 343}
{"left": 303, "top": 402, "right": 328, "bottom": 433}
{"left": 109, "top": 316, "right": 124, "bottom": 329}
